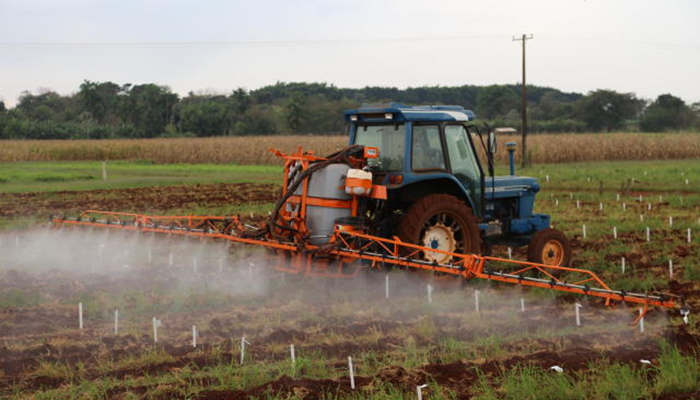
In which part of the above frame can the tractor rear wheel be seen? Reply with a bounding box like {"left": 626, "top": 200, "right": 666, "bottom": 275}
{"left": 526, "top": 228, "right": 571, "bottom": 267}
{"left": 397, "top": 194, "right": 481, "bottom": 264}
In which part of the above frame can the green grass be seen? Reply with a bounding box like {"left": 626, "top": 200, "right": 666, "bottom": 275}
{"left": 0, "top": 161, "right": 281, "bottom": 193}
{"left": 501, "top": 158, "right": 700, "bottom": 194}
{"left": 1, "top": 158, "right": 697, "bottom": 195}
{"left": 472, "top": 343, "right": 697, "bottom": 400}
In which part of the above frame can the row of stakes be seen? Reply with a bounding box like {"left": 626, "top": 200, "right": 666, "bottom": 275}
{"left": 544, "top": 174, "right": 692, "bottom": 186}
{"left": 566, "top": 194, "right": 694, "bottom": 280}
{"left": 73, "top": 279, "right": 687, "bottom": 397}
{"left": 75, "top": 274, "right": 687, "bottom": 349}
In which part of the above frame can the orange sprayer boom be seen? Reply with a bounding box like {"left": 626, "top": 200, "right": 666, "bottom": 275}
{"left": 50, "top": 146, "right": 685, "bottom": 320}
{"left": 51, "top": 210, "right": 680, "bottom": 319}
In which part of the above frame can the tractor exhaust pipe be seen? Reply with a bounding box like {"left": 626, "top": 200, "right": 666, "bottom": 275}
{"left": 506, "top": 142, "right": 517, "bottom": 175}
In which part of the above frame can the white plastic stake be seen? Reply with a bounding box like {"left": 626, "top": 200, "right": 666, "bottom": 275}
{"left": 192, "top": 325, "right": 197, "bottom": 348}
{"left": 546, "top": 175, "right": 550, "bottom": 183}
{"left": 520, "top": 298, "right": 525, "bottom": 312}
{"left": 555, "top": 198, "right": 559, "bottom": 206}
{"left": 639, "top": 309, "right": 645, "bottom": 334}
{"left": 622, "top": 202, "right": 627, "bottom": 211}
{"left": 659, "top": 195, "right": 663, "bottom": 203}
{"left": 639, "top": 194, "right": 643, "bottom": 202}
{"left": 576, "top": 200, "right": 581, "bottom": 209}
{"left": 507, "top": 247, "right": 512, "bottom": 259}
{"left": 613, "top": 226, "right": 617, "bottom": 239}
{"left": 290, "top": 344, "right": 296, "bottom": 364}
{"left": 582, "top": 224, "right": 587, "bottom": 238}
{"left": 669, "top": 260, "right": 674, "bottom": 279}
{"left": 248, "top": 262, "right": 254, "bottom": 277}
{"left": 647, "top": 203, "right": 651, "bottom": 211}
{"left": 640, "top": 214, "right": 644, "bottom": 222}
{"left": 621, "top": 257, "right": 626, "bottom": 274}
{"left": 575, "top": 303, "right": 582, "bottom": 326}
{"left": 646, "top": 227, "right": 650, "bottom": 242}
{"left": 385, "top": 274, "right": 390, "bottom": 299}
{"left": 79, "top": 302, "right": 84, "bottom": 330}
{"left": 685, "top": 178, "right": 689, "bottom": 185}
{"left": 417, "top": 384, "right": 429, "bottom": 400}
{"left": 681, "top": 308, "right": 690, "bottom": 325}
{"left": 587, "top": 176, "right": 591, "bottom": 182}
{"left": 240, "top": 337, "right": 250, "bottom": 364}
{"left": 168, "top": 252, "right": 174, "bottom": 267}
{"left": 688, "top": 228, "right": 692, "bottom": 244}
{"left": 152, "top": 317, "right": 158, "bottom": 343}
{"left": 599, "top": 202, "right": 603, "bottom": 211}
{"left": 426, "top": 284, "right": 433, "bottom": 304}
{"left": 348, "top": 356, "right": 356, "bottom": 389}
{"left": 114, "top": 309, "right": 119, "bottom": 334}
{"left": 616, "top": 193, "right": 620, "bottom": 201}
{"left": 474, "top": 290, "right": 480, "bottom": 313}
{"left": 102, "top": 161, "right": 107, "bottom": 180}
{"left": 570, "top": 192, "right": 573, "bottom": 199}
{"left": 669, "top": 216, "right": 673, "bottom": 227}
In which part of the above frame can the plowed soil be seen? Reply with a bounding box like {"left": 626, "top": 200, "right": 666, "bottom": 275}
{"left": 0, "top": 183, "right": 278, "bottom": 217}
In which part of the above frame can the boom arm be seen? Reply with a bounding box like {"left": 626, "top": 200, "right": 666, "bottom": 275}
{"left": 51, "top": 210, "right": 681, "bottom": 319}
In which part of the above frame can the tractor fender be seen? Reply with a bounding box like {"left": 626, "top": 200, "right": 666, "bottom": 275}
{"left": 391, "top": 174, "right": 477, "bottom": 216}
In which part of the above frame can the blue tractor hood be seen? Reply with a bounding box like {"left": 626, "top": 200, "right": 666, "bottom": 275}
{"left": 485, "top": 176, "right": 540, "bottom": 200}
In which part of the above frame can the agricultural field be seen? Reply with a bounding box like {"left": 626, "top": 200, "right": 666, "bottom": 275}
{"left": 0, "top": 155, "right": 699, "bottom": 399}
{"left": 1, "top": 132, "right": 700, "bottom": 165}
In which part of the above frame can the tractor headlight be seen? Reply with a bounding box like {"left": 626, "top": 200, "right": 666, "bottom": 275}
{"left": 384, "top": 113, "right": 392, "bottom": 120}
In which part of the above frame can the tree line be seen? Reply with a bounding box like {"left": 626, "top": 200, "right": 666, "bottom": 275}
{"left": 0, "top": 81, "right": 698, "bottom": 139}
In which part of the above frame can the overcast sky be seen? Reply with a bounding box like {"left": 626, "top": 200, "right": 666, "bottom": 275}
{"left": 1, "top": 0, "right": 699, "bottom": 106}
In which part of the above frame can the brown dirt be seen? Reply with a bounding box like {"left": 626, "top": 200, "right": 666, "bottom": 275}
{"left": 0, "top": 183, "right": 278, "bottom": 218}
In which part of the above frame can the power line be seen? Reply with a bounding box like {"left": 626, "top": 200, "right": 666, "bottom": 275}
{"left": 0, "top": 34, "right": 503, "bottom": 48}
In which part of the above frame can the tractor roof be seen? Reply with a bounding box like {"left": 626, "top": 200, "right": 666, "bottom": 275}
{"left": 344, "top": 103, "right": 476, "bottom": 123}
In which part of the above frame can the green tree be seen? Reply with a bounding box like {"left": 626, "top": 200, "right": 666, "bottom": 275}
{"left": 640, "top": 94, "right": 692, "bottom": 132}
{"left": 285, "top": 95, "right": 305, "bottom": 133}
{"left": 575, "top": 90, "right": 641, "bottom": 131}
{"left": 125, "top": 84, "right": 179, "bottom": 137}
{"left": 78, "top": 80, "right": 121, "bottom": 123}
{"left": 179, "top": 98, "right": 228, "bottom": 137}
{"left": 476, "top": 85, "right": 519, "bottom": 119}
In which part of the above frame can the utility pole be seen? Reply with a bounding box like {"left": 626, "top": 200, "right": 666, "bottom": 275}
{"left": 513, "top": 34, "right": 533, "bottom": 168}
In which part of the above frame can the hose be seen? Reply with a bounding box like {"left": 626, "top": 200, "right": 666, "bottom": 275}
{"left": 249, "top": 145, "right": 364, "bottom": 241}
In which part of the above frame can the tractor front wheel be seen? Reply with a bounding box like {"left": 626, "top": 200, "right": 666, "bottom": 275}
{"left": 397, "top": 194, "right": 481, "bottom": 264}
{"left": 526, "top": 228, "right": 571, "bottom": 267}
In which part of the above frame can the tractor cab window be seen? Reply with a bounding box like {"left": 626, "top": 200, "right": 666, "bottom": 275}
{"left": 412, "top": 124, "right": 446, "bottom": 171}
{"left": 445, "top": 125, "right": 482, "bottom": 209}
{"left": 355, "top": 124, "right": 405, "bottom": 171}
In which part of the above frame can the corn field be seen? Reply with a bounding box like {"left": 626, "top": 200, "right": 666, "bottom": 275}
{"left": 0, "top": 133, "right": 699, "bottom": 165}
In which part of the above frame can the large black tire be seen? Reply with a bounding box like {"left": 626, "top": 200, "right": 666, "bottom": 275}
{"left": 527, "top": 228, "right": 572, "bottom": 267}
{"left": 397, "top": 194, "right": 481, "bottom": 263}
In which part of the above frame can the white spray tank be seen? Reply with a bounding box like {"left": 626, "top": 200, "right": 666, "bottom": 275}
{"left": 294, "top": 163, "right": 353, "bottom": 245}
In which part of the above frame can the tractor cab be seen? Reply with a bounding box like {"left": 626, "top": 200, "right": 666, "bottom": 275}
{"left": 344, "top": 103, "right": 570, "bottom": 266}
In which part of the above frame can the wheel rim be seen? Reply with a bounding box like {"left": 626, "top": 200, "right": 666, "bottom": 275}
{"left": 420, "top": 212, "right": 466, "bottom": 263}
{"left": 541, "top": 239, "right": 564, "bottom": 265}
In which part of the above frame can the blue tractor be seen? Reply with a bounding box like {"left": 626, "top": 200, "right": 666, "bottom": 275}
{"left": 344, "top": 103, "right": 571, "bottom": 266}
